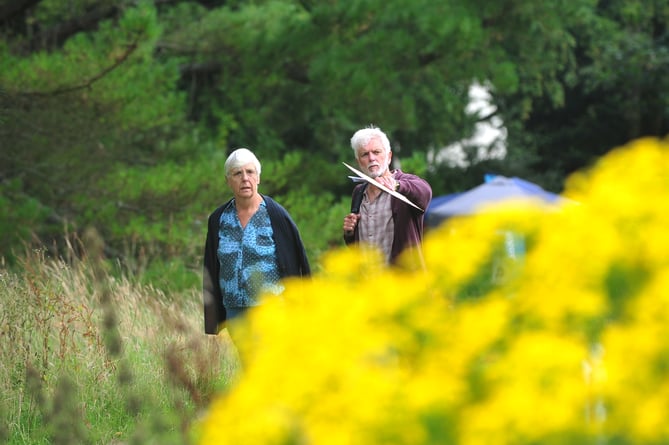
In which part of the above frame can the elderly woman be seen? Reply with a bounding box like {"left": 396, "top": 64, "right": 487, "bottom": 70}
{"left": 203, "top": 148, "right": 310, "bottom": 336}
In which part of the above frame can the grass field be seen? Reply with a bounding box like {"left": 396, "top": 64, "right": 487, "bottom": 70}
{"left": 1, "top": 235, "right": 238, "bottom": 445}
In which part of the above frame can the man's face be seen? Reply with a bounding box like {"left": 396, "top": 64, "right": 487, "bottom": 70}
{"left": 226, "top": 162, "right": 260, "bottom": 198}
{"left": 356, "top": 138, "right": 392, "bottom": 178}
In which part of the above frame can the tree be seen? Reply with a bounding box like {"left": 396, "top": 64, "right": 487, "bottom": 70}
{"left": 497, "top": 0, "right": 669, "bottom": 191}
{"left": 5, "top": 0, "right": 652, "bottom": 276}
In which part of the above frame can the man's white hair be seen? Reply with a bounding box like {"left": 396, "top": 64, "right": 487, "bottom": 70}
{"left": 350, "top": 125, "right": 391, "bottom": 158}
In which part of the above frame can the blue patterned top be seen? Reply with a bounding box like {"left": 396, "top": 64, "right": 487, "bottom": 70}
{"left": 217, "top": 200, "right": 282, "bottom": 309}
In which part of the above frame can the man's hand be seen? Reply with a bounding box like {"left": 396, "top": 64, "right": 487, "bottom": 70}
{"left": 343, "top": 213, "right": 360, "bottom": 234}
{"left": 374, "top": 174, "right": 397, "bottom": 191}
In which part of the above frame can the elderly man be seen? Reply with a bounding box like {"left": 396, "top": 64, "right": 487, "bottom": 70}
{"left": 342, "top": 126, "right": 432, "bottom": 266}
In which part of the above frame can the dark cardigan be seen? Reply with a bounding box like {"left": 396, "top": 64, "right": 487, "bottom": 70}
{"left": 203, "top": 195, "right": 311, "bottom": 334}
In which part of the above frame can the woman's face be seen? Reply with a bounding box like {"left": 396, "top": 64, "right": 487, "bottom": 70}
{"left": 226, "top": 162, "right": 260, "bottom": 199}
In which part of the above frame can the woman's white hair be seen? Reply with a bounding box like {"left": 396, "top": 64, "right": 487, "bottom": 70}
{"left": 224, "top": 148, "right": 261, "bottom": 177}
{"left": 350, "top": 125, "right": 391, "bottom": 158}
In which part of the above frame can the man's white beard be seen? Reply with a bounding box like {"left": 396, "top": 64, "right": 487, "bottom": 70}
{"left": 366, "top": 163, "right": 388, "bottom": 178}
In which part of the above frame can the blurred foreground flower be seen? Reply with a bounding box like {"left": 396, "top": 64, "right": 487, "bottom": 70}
{"left": 197, "top": 138, "right": 669, "bottom": 445}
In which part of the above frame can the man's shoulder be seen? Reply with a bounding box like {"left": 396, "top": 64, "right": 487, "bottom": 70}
{"left": 394, "top": 169, "right": 427, "bottom": 182}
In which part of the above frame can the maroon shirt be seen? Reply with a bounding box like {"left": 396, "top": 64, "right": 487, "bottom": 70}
{"left": 344, "top": 169, "right": 432, "bottom": 264}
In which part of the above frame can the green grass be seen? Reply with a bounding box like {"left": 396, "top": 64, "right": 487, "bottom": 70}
{"left": 0, "top": 236, "right": 239, "bottom": 444}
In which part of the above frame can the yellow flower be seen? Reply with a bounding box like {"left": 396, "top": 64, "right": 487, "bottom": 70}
{"left": 197, "top": 137, "right": 669, "bottom": 445}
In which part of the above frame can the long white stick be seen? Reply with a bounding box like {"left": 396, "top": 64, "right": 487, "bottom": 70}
{"left": 343, "top": 162, "right": 424, "bottom": 212}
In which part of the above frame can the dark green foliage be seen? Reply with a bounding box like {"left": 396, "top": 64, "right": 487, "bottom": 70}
{"left": 1, "top": 0, "right": 668, "bottom": 281}
{"left": 499, "top": 0, "right": 669, "bottom": 189}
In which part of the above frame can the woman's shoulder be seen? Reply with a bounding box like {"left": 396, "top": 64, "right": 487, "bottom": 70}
{"left": 262, "top": 195, "right": 287, "bottom": 214}
{"left": 263, "top": 195, "right": 300, "bottom": 226}
{"left": 208, "top": 199, "right": 234, "bottom": 220}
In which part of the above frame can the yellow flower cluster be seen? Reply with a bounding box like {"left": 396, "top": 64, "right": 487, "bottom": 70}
{"left": 197, "top": 137, "right": 669, "bottom": 445}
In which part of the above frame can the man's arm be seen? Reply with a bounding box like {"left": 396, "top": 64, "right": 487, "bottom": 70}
{"left": 396, "top": 173, "right": 432, "bottom": 212}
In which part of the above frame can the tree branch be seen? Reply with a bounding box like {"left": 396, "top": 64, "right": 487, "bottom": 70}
{"left": 22, "top": 42, "right": 139, "bottom": 97}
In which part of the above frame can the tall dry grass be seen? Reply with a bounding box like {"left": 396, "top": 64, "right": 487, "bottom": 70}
{"left": 0, "top": 229, "right": 239, "bottom": 444}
